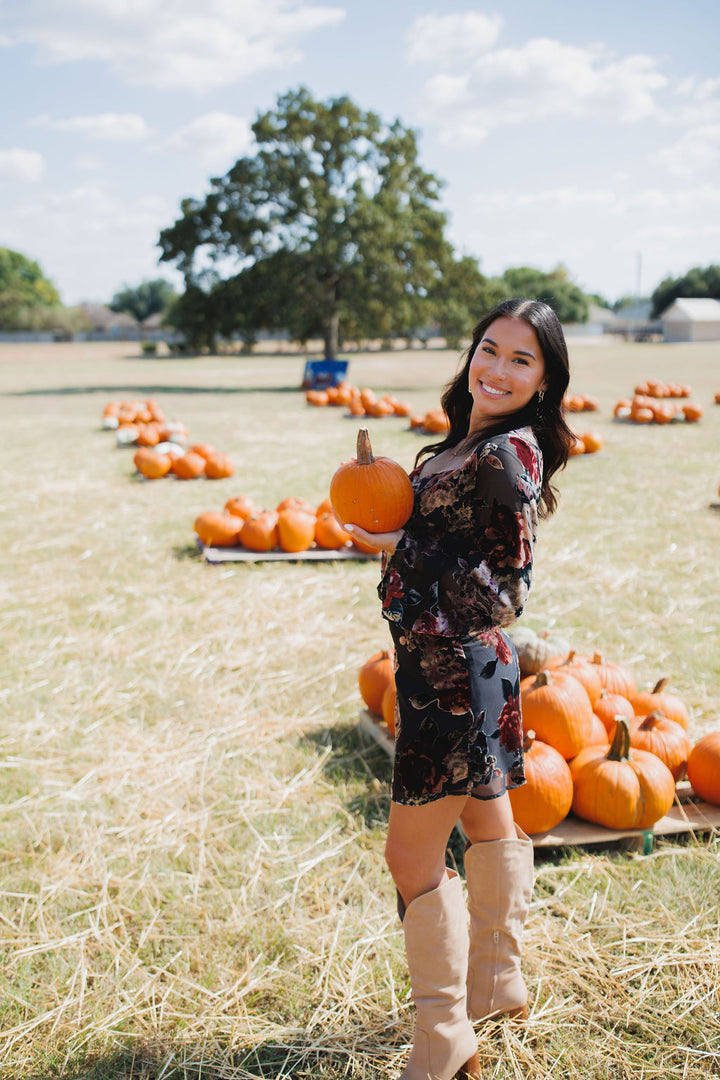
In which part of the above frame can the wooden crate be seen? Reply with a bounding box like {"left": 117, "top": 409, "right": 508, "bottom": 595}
{"left": 198, "top": 541, "right": 380, "bottom": 565}
{"left": 357, "top": 710, "right": 720, "bottom": 852}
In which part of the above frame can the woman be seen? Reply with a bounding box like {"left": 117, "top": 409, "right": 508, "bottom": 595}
{"left": 341, "top": 298, "right": 573, "bottom": 1080}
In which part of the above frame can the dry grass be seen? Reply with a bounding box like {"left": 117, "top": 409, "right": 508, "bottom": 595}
{"left": 0, "top": 338, "right": 719, "bottom": 1078}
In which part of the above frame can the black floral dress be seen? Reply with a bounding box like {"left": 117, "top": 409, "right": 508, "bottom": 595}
{"left": 377, "top": 427, "right": 542, "bottom": 806}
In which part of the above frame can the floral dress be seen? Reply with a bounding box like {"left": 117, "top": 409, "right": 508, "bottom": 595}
{"left": 377, "top": 427, "right": 542, "bottom": 806}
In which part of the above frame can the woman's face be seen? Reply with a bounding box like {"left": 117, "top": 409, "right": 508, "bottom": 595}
{"left": 467, "top": 316, "right": 547, "bottom": 432}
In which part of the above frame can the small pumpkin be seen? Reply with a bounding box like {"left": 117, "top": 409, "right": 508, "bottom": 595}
{"left": 224, "top": 494, "right": 257, "bottom": 520}
{"left": 240, "top": 511, "right": 279, "bottom": 552}
{"left": 629, "top": 710, "right": 691, "bottom": 782}
{"left": 330, "top": 427, "right": 414, "bottom": 533}
{"left": 570, "top": 717, "right": 676, "bottom": 830}
{"left": 314, "top": 511, "right": 351, "bottom": 550}
{"left": 133, "top": 447, "right": 172, "bottom": 479}
{"left": 682, "top": 402, "right": 703, "bottom": 422}
{"left": 194, "top": 511, "right": 242, "bottom": 547}
{"left": 686, "top": 731, "right": 720, "bottom": 806}
{"left": 628, "top": 678, "right": 689, "bottom": 730}
{"left": 171, "top": 451, "right": 206, "bottom": 479}
{"left": 590, "top": 654, "right": 636, "bottom": 698}
{"left": 581, "top": 431, "right": 603, "bottom": 454}
{"left": 568, "top": 434, "right": 585, "bottom": 456}
{"left": 204, "top": 452, "right": 235, "bottom": 479}
{"left": 136, "top": 423, "right": 161, "bottom": 447}
{"left": 315, "top": 496, "right": 334, "bottom": 516}
{"left": 381, "top": 680, "right": 397, "bottom": 736}
{"left": 508, "top": 731, "right": 574, "bottom": 835}
{"left": 190, "top": 443, "right": 216, "bottom": 461}
{"left": 277, "top": 495, "right": 316, "bottom": 515}
{"left": 277, "top": 508, "right": 316, "bottom": 553}
{"left": 520, "top": 669, "right": 594, "bottom": 760}
{"left": 546, "top": 650, "right": 602, "bottom": 706}
{"left": 593, "top": 688, "right": 635, "bottom": 736}
{"left": 506, "top": 626, "right": 570, "bottom": 678}
{"left": 358, "top": 649, "right": 394, "bottom": 716}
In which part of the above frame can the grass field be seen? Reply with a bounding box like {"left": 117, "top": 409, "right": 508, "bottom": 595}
{"left": 0, "top": 338, "right": 719, "bottom": 1078}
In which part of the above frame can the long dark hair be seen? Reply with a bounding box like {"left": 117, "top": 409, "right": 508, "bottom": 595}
{"left": 417, "top": 297, "right": 574, "bottom": 517}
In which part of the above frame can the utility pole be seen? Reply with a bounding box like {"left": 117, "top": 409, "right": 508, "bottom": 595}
{"left": 636, "top": 252, "right": 642, "bottom": 298}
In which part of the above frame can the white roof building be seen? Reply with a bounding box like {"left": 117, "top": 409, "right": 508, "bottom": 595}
{"left": 661, "top": 297, "right": 720, "bottom": 342}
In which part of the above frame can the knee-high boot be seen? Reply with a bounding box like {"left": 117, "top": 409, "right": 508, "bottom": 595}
{"left": 397, "top": 870, "right": 480, "bottom": 1080}
{"left": 464, "top": 826, "right": 534, "bottom": 1023}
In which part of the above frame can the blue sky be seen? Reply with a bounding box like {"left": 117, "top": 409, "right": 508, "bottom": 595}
{"left": 1, "top": 0, "right": 718, "bottom": 306}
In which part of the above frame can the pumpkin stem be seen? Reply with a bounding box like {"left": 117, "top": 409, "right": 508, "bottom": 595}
{"left": 535, "top": 670, "right": 550, "bottom": 687}
{"left": 523, "top": 730, "right": 536, "bottom": 753}
{"left": 356, "top": 427, "right": 375, "bottom": 466}
{"left": 607, "top": 716, "right": 631, "bottom": 761}
{"left": 592, "top": 652, "right": 604, "bottom": 665}
{"left": 652, "top": 677, "right": 669, "bottom": 694}
{"left": 642, "top": 709, "right": 665, "bottom": 729}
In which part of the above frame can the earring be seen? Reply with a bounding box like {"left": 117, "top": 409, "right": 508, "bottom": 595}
{"left": 537, "top": 390, "right": 545, "bottom": 404}
{"left": 536, "top": 389, "right": 545, "bottom": 420}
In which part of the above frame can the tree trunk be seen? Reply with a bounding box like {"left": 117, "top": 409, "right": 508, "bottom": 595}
{"left": 323, "top": 309, "right": 339, "bottom": 359}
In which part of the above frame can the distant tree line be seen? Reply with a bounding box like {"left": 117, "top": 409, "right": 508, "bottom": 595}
{"left": 649, "top": 265, "right": 720, "bottom": 319}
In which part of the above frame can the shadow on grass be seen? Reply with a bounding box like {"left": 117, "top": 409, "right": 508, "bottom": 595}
{"left": 27, "top": 1032, "right": 398, "bottom": 1080}
{"left": 5, "top": 384, "right": 300, "bottom": 398}
{"left": 172, "top": 541, "right": 205, "bottom": 563}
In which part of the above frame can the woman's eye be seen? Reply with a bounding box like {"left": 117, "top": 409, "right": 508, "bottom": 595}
{"left": 513, "top": 357, "right": 529, "bottom": 365}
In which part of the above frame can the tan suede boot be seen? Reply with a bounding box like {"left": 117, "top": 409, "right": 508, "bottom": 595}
{"left": 464, "top": 826, "right": 534, "bottom": 1023}
{"left": 398, "top": 870, "right": 480, "bottom": 1080}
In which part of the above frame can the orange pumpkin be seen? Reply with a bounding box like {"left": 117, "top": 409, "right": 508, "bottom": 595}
{"left": 593, "top": 688, "right": 635, "bottom": 736}
{"left": 358, "top": 650, "right": 394, "bottom": 716}
{"left": 190, "top": 443, "right": 216, "bottom": 461}
{"left": 422, "top": 408, "right": 451, "bottom": 434}
{"left": 581, "top": 431, "right": 603, "bottom": 454}
{"left": 224, "top": 494, "right": 257, "bottom": 520}
{"left": 520, "top": 669, "right": 594, "bottom": 760}
{"left": 330, "top": 427, "right": 414, "bottom": 533}
{"left": 306, "top": 389, "right": 329, "bottom": 406}
{"left": 629, "top": 710, "right": 691, "bottom": 781}
{"left": 204, "top": 452, "right": 235, "bottom": 479}
{"left": 193, "top": 511, "right": 242, "bottom": 547}
{"left": 570, "top": 717, "right": 676, "bottom": 830}
{"left": 381, "top": 681, "right": 397, "bottom": 736}
{"left": 240, "top": 511, "right": 279, "bottom": 552}
{"left": 682, "top": 402, "right": 703, "bottom": 422}
{"left": 315, "top": 496, "right": 334, "bottom": 516}
{"left": 277, "top": 495, "right": 316, "bottom": 515}
{"left": 171, "top": 451, "right": 206, "bottom": 479}
{"left": 314, "top": 511, "right": 351, "bottom": 550}
{"left": 568, "top": 434, "right": 585, "bottom": 456}
{"left": 508, "top": 731, "right": 574, "bottom": 835}
{"left": 133, "top": 447, "right": 172, "bottom": 479}
{"left": 589, "top": 654, "right": 636, "bottom": 698}
{"left": 686, "top": 731, "right": 720, "bottom": 806}
{"left": 277, "top": 508, "right": 316, "bottom": 553}
{"left": 547, "top": 651, "right": 602, "bottom": 707}
{"left": 136, "top": 423, "right": 161, "bottom": 447}
{"left": 628, "top": 678, "right": 689, "bottom": 730}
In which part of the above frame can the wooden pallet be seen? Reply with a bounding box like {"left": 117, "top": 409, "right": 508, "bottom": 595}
{"left": 198, "top": 541, "right": 380, "bottom": 564}
{"left": 357, "top": 710, "right": 720, "bottom": 851}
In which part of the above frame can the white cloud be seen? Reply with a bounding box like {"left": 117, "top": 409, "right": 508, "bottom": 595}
{"left": 656, "top": 124, "right": 720, "bottom": 177}
{"left": 0, "top": 148, "right": 46, "bottom": 182}
{"left": 411, "top": 25, "right": 668, "bottom": 143}
{"left": 30, "top": 112, "right": 150, "bottom": 141}
{"left": 8, "top": 0, "right": 346, "bottom": 91}
{"left": 406, "top": 12, "right": 502, "bottom": 67}
{"left": 162, "top": 113, "right": 253, "bottom": 171}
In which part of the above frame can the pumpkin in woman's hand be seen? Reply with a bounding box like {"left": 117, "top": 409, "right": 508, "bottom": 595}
{"left": 628, "top": 678, "right": 689, "bottom": 730}
{"left": 194, "top": 511, "right": 242, "bottom": 547}
{"left": 277, "top": 507, "right": 316, "bottom": 553}
{"left": 520, "top": 669, "right": 594, "bottom": 760}
{"left": 629, "top": 710, "right": 691, "bottom": 782}
{"left": 570, "top": 717, "right": 675, "bottom": 830}
{"left": 330, "top": 427, "right": 414, "bottom": 532}
{"left": 687, "top": 732, "right": 720, "bottom": 805}
{"left": 133, "top": 447, "right": 172, "bottom": 479}
{"left": 358, "top": 649, "right": 394, "bottom": 716}
{"left": 508, "top": 731, "right": 573, "bottom": 835}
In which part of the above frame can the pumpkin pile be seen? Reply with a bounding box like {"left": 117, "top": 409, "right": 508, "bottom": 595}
{"left": 568, "top": 431, "right": 603, "bottom": 456}
{"left": 102, "top": 398, "right": 189, "bottom": 448}
{"left": 194, "top": 493, "right": 374, "bottom": 554}
{"left": 360, "top": 621, "right": 720, "bottom": 837}
{"left": 306, "top": 381, "right": 414, "bottom": 418}
{"left": 564, "top": 393, "right": 599, "bottom": 412}
{"left": 634, "top": 379, "right": 692, "bottom": 398}
{"left": 613, "top": 394, "right": 703, "bottom": 424}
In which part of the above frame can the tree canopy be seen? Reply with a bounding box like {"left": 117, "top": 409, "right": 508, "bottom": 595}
{"left": 0, "top": 248, "right": 61, "bottom": 329}
{"left": 495, "top": 266, "right": 589, "bottom": 324}
{"left": 650, "top": 265, "right": 720, "bottom": 318}
{"left": 110, "top": 278, "right": 177, "bottom": 323}
{"left": 158, "top": 86, "right": 455, "bottom": 356}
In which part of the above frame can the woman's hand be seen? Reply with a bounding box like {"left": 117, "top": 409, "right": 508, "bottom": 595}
{"left": 335, "top": 517, "right": 404, "bottom": 554}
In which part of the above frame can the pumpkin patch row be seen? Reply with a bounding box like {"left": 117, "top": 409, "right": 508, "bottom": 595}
{"left": 193, "top": 494, "right": 366, "bottom": 554}
{"left": 358, "top": 635, "right": 720, "bottom": 835}
{"left": 134, "top": 442, "right": 235, "bottom": 481}
{"left": 634, "top": 379, "right": 692, "bottom": 398}
{"left": 614, "top": 395, "right": 704, "bottom": 424}
{"left": 306, "top": 381, "right": 414, "bottom": 418}
{"left": 563, "top": 393, "right": 599, "bottom": 412}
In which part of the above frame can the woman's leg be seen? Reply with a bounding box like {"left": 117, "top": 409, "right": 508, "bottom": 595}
{"left": 385, "top": 797, "right": 480, "bottom": 1080}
